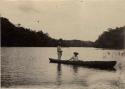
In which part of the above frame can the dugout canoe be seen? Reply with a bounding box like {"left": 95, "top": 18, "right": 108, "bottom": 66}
{"left": 49, "top": 58, "right": 116, "bottom": 70}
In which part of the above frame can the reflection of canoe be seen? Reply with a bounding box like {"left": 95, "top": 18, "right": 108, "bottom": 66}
{"left": 49, "top": 58, "right": 117, "bottom": 70}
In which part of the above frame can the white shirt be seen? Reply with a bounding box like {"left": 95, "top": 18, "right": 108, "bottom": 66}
{"left": 69, "top": 56, "right": 79, "bottom": 61}
{"left": 57, "top": 46, "right": 62, "bottom": 52}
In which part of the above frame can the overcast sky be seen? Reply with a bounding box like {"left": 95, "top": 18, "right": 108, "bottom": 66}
{"left": 0, "top": 0, "right": 125, "bottom": 41}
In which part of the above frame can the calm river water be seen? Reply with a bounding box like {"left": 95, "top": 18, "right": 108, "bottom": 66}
{"left": 1, "top": 47, "right": 125, "bottom": 89}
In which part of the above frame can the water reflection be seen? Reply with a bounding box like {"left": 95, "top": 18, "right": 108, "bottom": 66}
{"left": 72, "top": 65, "right": 78, "bottom": 74}
{"left": 56, "top": 64, "right": 89, "bottom": 87}
{"left": 56, "top": 63, "right": 62, "bottom": 86}
{"left": 69, "top": 65, "right": 88, "bottom": 87}
{"left": 2, "top": 47, "right": 124, "bottom": 89}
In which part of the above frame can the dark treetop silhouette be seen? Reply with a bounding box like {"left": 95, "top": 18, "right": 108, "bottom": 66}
{"left": 95, "top": 27, "right": 125, "bottom": 49}
{"left": 1, "top": 17, "right": 93, "bottom": 47}
{"left": 1, "top": 17, "right": 125, "bottom": 49}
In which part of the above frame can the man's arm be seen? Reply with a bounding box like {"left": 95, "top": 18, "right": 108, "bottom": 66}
{"left": 68, "top": 56, "right": 74, "bottom": 61}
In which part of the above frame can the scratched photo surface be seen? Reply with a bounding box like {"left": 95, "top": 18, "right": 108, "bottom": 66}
{"left": 1, "top": 0, "right": 125, "bottom": 89}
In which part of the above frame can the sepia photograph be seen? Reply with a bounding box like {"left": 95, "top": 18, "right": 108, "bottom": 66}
{"left": 0, "top": 0, "right": 125, "bottom": 89}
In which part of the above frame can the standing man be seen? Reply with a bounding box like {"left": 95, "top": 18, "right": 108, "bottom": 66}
{"left": 57, "top": 42, "right": 63, "bottom": 60}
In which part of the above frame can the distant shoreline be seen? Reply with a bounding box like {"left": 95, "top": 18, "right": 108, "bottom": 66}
{"left": 1, "top": 47, "right": 125, "bottom": 50}
{"left": 1, "top": 17, "right": 125, "bottom": 49}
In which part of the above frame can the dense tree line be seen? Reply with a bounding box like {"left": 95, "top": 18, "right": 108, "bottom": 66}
{"left": 1, "top": 17, "right": 58, "bottom": 47}
{"left": 1, "top": 17, "right": 94, "bottom": 47}
{"left": 1, "top": 17, "right": 125, "bottom": 49}
{"left": 95, "top": 27, "right": 125, "bottom": 49}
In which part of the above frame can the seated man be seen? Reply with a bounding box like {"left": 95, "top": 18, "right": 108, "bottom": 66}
{"left": 69, "top": 52, "right": 79, "bottom": 61}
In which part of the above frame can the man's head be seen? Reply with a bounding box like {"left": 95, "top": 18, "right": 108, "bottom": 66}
{"left": 58, "top": 42, "right": 61, "bottom": 46}
{"left": 73, "top": 52, "right": 79, "bottom": 56}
